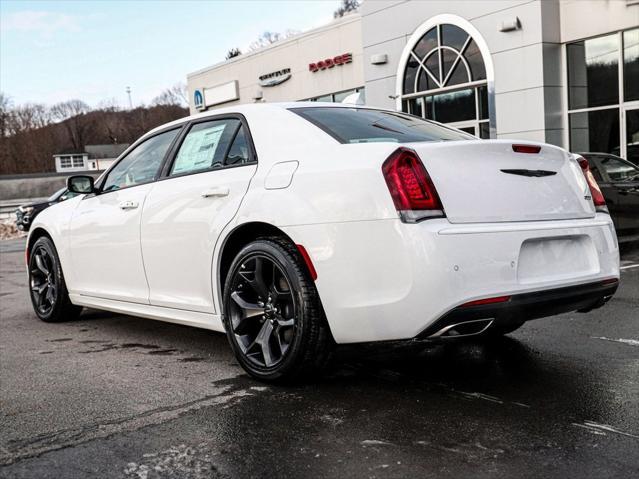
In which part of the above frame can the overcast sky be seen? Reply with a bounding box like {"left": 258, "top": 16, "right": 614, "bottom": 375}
{"left": 1, "top": 0, "right": 341, "bottom": 108}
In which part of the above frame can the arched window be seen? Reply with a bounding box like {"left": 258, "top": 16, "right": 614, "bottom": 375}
{"left": 399, "top": 21, "right": 492, "bottom": 138}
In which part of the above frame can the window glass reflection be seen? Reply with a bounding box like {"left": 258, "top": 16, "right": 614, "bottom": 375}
{"left": 567, "top": 34, "right": 619, "bottom": 109}
{"left": 569, "top": 108, "right": 620, "bottom": 154}
{"left": 424, "top": 88, "right": 475, "bottom": 123}
{"left": 623, "top": 29, "right": 639, "bottom": 102}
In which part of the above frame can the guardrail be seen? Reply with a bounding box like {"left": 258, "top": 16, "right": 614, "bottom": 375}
{"left": 0, "top": 198, "right": 46, "bottom": 220}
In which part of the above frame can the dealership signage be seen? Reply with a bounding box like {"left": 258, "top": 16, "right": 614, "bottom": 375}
{"left": 309, "top": 53, "right": 353, "bottom": 72}
{"left": 194, "top": 81, "right": 239, "bottom": 111}
{"left": 193, "top": 89, "right": 204, "bottom": 110}
{"left": 259, "top": 68, "right": 292, "bottom": 87}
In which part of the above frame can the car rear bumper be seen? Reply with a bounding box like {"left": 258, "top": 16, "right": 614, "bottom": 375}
{"left": 416, "top": 278, "right": 619, "bottom": 339}
{"left": 282, "top": 214, "right": 620, "bottom": 344}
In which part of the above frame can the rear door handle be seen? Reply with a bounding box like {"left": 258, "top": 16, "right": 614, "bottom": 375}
{"left": 118, "top": 200, "right": 139, "bottom": 210}
{"left": 201, "top": 187, "right": 230, "bottom": 198}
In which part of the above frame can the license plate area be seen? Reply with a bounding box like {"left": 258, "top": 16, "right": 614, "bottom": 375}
{"left": 517, "top": 235, "right": 600, "bottom": 284}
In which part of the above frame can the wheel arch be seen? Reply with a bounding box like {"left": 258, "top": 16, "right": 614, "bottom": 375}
{"left": 26, "top": 227, "right": 54, "bottom": 263}
{"left": 217, "top": 221, "right": 297, "bottom": 298}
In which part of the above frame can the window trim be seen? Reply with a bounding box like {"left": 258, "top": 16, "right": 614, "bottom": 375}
{"left": 290, "top": 106, "right": 476, "bottom": 144}
{"left": 564, "top": 27, "right": 639, "bottom": 159}
{"left": 95, "top": 125, "right": 184, "bottom": 196}
{"left": 395, "top": 14, "right": 496, "bottom": 138}
{"left": 158, "top": 112, "right": 258, "bottom": 181}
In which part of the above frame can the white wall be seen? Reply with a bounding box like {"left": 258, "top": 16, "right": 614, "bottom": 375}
{"left": 361, "top": 0, "right": 637, "bottom": 147}
{"left": 187, "top": 14, "right": 364, "bottom": 113}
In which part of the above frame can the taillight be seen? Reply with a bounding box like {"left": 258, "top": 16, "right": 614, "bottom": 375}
{"left": 460, "top": 295, "right": 511, "bottom": 308}
{"left": 381, "top": 147, "right": 444, "bottom": 223}
{"left": 512, "top": 144, "right": 541, "bottom": 154}
{"left": 577, "top": 156, "right": 608, "bottom": 212}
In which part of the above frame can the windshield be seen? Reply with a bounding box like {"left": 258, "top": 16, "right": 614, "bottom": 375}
{"left": 291, "top": 107, "right": 474, "bottom": 144}
{"left": 47, "top": 188, "right": 67, "bottom": 202}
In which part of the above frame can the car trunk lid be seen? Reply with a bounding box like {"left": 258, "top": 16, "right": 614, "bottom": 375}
{"left": 409, "top": 140, "right": 595, "bottom": 224}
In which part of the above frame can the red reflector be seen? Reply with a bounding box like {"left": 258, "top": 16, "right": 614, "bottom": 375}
{"left": 512, "top": 144, "right": 541, "bottom": 154}
{"left": 461, "top": 295, "right": 511, "bottom": 308}
{"left": 577, "top": 157, "right": 606, "bottom": 207}
{"left": 296, "top": 244, "right": 317, "bottom": 281}
{"left": 601, "top": 278, "right": 619, "bottom": 285}
{"left": 381, "top": 147, "right": 443, "bottom": 212}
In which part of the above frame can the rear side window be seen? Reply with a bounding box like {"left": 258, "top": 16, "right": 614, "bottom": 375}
{"left": 291, "top": 107, "right": 474, "bottom": 144}
{"left": 170, "top": 119, "right": 252, "bottom": 176}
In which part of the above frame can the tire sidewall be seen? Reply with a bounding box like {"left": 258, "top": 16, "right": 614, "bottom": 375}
{"left": 222, "top": 240, "right": 311, "bottom": 381}
{"left": 29, "top": 237, "right": 68, "bottom": 322}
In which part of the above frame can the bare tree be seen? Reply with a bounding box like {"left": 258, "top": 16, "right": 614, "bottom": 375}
{"left": 10, "top": 103, "right": 51, "bottom": 133}
{"left": 249, "top": 30, "right": 298, "bottom": 51}
{"left": 152, "top": 83, "right": 188, "bottom": 107}
{"left": 50, "top": 100, "right": 92, "bottom": 151}
{"left": 97, "top": 98, "right": 120, "bottom": 112}
{"left": 226, "top": 47, "right": 242, "bottom": 60}
{"left": 0, "top": 93, "right": 12, "bottom": 139}
{"left": 334, "top": 0, "right": 360, "bottom": 18}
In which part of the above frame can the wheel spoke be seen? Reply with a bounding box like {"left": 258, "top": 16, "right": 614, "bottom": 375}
{"left": 36, "top": 285, "right": 48, "bottom": 308}
{"left": 46, "top": 286, "right": 55, "bottom": 304}
{"left": 256, "top": 320, "right": 275, "bottom": 367}
{"left": 252, "top": 257, "right": 270, "bottom": 299}
{"left": 276, "top": 317, "right": 295, "bottom": 328}
{"left": 34, "top": 253, "right": 49, "bottom": 275}
{"left": 230, "top": 292, "right": 263, "bottom": 317}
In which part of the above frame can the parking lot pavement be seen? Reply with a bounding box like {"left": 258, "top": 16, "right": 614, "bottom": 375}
{"left": 1, "top": 241, "right": 638, "bottom": 478}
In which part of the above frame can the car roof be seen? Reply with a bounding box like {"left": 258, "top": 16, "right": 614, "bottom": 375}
{"left": 143, "top": 102, "right": 381, "bottom": 139}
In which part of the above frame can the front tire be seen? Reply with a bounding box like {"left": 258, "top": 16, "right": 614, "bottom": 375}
{"left": 28, "top": 236, "right": 82, "bottom": 322}
{"left": 222, "top": 238, "right": 332, "bottom": 383}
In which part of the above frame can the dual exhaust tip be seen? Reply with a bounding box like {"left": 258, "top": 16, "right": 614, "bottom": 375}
{"left": 429, "top": 318, "right": 494, "bottom": 338}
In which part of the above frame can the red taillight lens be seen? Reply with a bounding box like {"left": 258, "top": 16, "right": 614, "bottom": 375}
{"left": 381, "top": 147, "right": 444, "bottom": 222}
{"left": 296, "top": 244, "right": 317, "bottom": 281}
{"left": 577, "top": 157, "right": 607, "bottom": 208}
{"left": 460, "top": 295, "right": 511, "bottom": 308}
{"left": 512, "top": 144, "right": 541, "bottom": 154}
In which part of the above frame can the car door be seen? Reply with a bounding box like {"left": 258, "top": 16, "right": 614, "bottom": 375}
{"left": 140, "top": 116, "right": 257, "bottom": 313}
{"left": 68, "top": 127, "right": 181, "bottom": 303}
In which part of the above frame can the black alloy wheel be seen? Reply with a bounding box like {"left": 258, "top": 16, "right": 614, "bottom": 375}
{"left": 227, "top": 254, "right": 297, "bottom": 368}
{"left": 223, "top": 238, "right": 332, "bottom": 382}
{"left": 28, "top": 236, "right": 82, "bottom": 323}
{"left": 30, "top": 244, "right": 57, "bottom": 316}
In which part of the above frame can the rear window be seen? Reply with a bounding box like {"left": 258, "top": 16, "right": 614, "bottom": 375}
{"left": 291, "top": 107, "right": 474, "bottom": 144}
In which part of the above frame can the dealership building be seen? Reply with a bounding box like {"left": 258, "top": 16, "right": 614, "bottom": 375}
{"left": 187, "top": 0, "right": 638, "bottom": 162}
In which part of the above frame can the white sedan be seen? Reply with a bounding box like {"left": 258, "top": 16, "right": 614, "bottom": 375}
{"left": 26, "top": 103, "right": 620, "bottom": 382}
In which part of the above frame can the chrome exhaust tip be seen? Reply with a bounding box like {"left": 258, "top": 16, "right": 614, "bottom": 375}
{"left": 429, "top": 318, "right": 494, "bottom": 338}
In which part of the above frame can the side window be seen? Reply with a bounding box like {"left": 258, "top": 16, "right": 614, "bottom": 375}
{"left": 103, "top": 129, "right": 179, "bottom": 192}
{"left": 225, "top": 126, "right": 251, "bottom": 166}
{"left": 170, "top": 119, "right": 240, "bottom": 176}
{"left": 599, "top": 157, "right": 639, "bottom": 182}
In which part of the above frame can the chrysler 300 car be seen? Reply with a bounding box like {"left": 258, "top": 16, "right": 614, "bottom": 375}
{"left": 26, "top": 104, "right": 620, "bottom": 381}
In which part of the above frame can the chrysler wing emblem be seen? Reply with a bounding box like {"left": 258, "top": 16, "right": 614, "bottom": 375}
{"left": 500, "top": 169, "right": 557, "bottom": 178}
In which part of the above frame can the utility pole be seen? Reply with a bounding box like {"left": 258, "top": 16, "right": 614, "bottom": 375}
{"left": 126, "top": 86, "right": 132, "bottom": 109}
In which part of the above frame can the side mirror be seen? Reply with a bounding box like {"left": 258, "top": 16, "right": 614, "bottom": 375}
{"left": 67, "top": 175, "right": 95, "bottom": 194}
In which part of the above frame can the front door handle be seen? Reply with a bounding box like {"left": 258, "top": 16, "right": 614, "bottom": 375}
{"left": 201, "top": 187, "right": 230, "bottom": 198}
{"left": 119, "top": 200, "right": 139, "bottom": 210}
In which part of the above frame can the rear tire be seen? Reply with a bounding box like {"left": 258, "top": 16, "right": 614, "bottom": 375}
{"left": 28, "top": 236, "right": 82, "bottom": 323}
{"left": 222, "top": 238, "right": 332, "bottom": 383}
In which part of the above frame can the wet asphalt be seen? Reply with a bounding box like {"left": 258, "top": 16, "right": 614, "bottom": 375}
{"left": 1, "top": 238, "right": 638, "bottom": 478}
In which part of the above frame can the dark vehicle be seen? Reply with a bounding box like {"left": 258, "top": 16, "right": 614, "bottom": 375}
{"left": 580, "top": 153, "right": 639, "bottom": 241}
{"left": 15, "top": 188, "right": 79, "bottom": 231}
